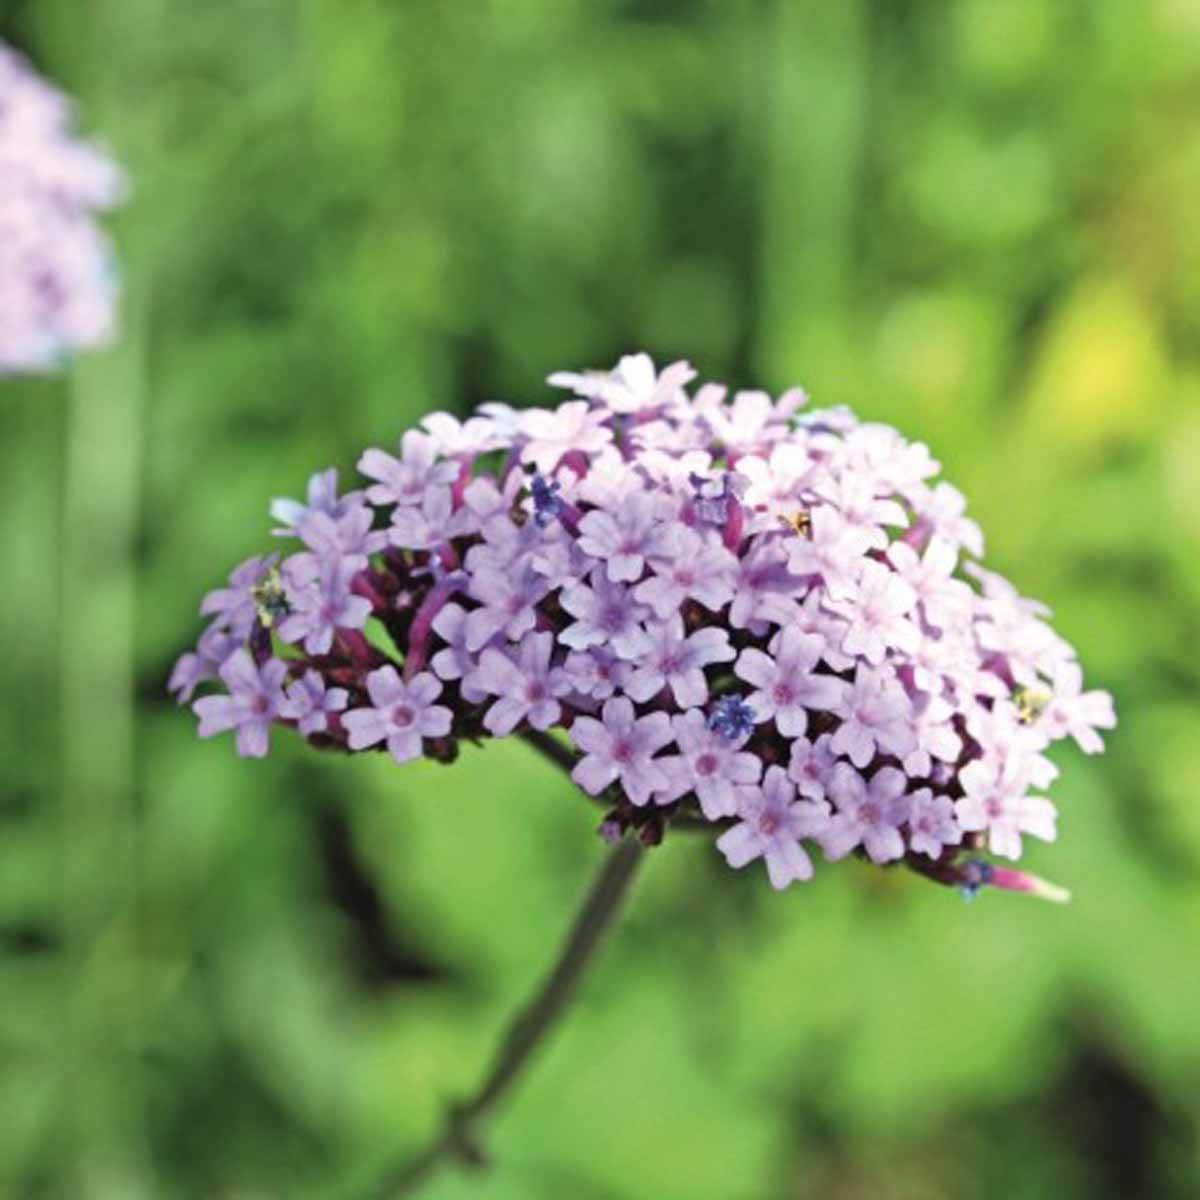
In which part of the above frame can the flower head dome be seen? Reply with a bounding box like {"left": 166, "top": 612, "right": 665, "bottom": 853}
{"left": 173, "top": 353, "right": 1116, "bottom": 896}
{"left": 0, "top": 42, "right": 124, "bottom": 374}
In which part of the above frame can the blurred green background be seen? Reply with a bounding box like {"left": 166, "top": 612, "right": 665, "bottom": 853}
{"left": 2, "top": 1, "right": 1199, "bottom": 1197}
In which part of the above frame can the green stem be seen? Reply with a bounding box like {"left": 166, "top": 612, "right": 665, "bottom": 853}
{"left": 359, "top": 834, "right": 645, "bottom": 1198}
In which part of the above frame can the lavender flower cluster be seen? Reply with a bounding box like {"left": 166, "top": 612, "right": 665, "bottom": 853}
{"left": 0, "top": 43, "right": 123, "bottom": 374}
{"left": 172, "top": 354, "right": 1115, "bottom": 891}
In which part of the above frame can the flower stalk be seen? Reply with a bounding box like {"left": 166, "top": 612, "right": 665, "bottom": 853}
{"left": 358, "top": 831, "right": 645, "bottom": 1198}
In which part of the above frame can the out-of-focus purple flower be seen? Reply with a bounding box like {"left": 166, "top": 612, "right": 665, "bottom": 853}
{"left": 658, "top": 709, "right": 761, "bottom": 818}
{"left": 0, "top": 43, "right": 124, "bottom": 374}
{"left": 282, "top": 669, "right": 348, "bottom": 736}
{"left": 342, "top": 668, "right": 451, "bottom": 764}
{"left": 468, "top": 632, "right": 572, "bottom": 735}
{"left": 193, "top": 650, "right": 288, "bottom": 758}
{"left": 822, "top": 763, "right": 912, "bottom": 864}
{"left": 734, "top": 627, "right": 849, "bottom": 737}
{"left": 569, "top": 697, "right": 673, "bottom": 807}
{"left": 716, "top": 766, "right": 830, "bottom": 889}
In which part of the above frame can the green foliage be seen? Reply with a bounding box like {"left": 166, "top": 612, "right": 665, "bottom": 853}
{"left": 2, "top": 0, "right": 1198, "bottom": 1195}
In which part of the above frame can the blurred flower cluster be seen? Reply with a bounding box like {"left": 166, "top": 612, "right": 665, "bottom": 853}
{"left": 173, "top": 353, "right": 1115, "bottom": 891}
{"left": 0, "top": 43, "right": 123, "bottom": 374}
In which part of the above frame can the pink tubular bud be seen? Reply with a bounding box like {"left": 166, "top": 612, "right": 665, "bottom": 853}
{"left": 987, "top": 864, "right": 1071, "bottom": 904}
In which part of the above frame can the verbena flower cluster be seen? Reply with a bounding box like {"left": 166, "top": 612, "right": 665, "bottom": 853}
{"left": 172, "top": 354, "right": 1115, "bottom": 892}
{"left": 0, "top": 42, "right": 123, "bottom": 374}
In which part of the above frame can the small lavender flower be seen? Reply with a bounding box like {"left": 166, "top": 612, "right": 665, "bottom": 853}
{"left": 825, "top": 558, "right": 921, "bottom": 665}
{"left": 277, "top": 555, "right": 372, "bottom": 655}
{"left": 786, "top": 733, "right": 840, "bottom": 802}
{"left": 563, "top": 648, "right": 632, "bottom": 701}
{"left": 829, "top": 663, "right": 917, "bottom": 768}
{"left": 358, "top": 431, "right": 458, "bottom": 507}
{"left": 464, "top": 563, "right": 551, "bottom": 652}
{"left": 388, "top": 485, "right": 476, "bottom": 551}
{"left": 1038, "top": 659, "right": 1118, "bottom": 755}
{"left": 469, "top": 633, "right": 572, "bottom": 735}
{"left": 559, "top": 570, "right": 653, "bottom": 660}
{"left": 733, "top": 627, "right": 849, "bottom": 737}
{"left": 549, "top": 352, "right": 695, "bottom": 414}
{"left": 577, "top": 490, "right": 673, "bottom": 583}
{"left": 282, "top": 669, "right": 348, "bottom": 736}
{"left": 199, "top": 554, "right": 279, "bottom": 641}
{"left": 519, "top": 400, "right": 614, "bottom": 473}
{"left": 657, "top": 709, "right": 761, "bottom": 819}
{"left": 633, "top": 524, "right": 738, "bottom": 618}
{"left": 954, "top": 758, "right": 1056, "bottom": 861}
{"left": 271, "top": 468, "right": 361, "bottom": 533}
{"left": 784, "top": 505, "right": 873, "bottom": 601}
{"left": 429, "top": 603, "right": 491, "bottom": 703}
{"left": 168, "top": 625, "right": 241, "bottom": 703}
{"left": 688, "top": 470, "right": 747, "bottom": 526}
{"left": 716, "top": 767, "right": 830, "bottom": 890}
{"left": 569, "top": 697, "right": 673, "bottom": 807}
{"left": 822, "top": 763, "right": 912, "bottom": 864}
{"left": 342, "top": 667, "right": 452, "bottom": 764}
{"left": 625, "top": 617, "right": 734, "bottom": 708}
{"left": 193, "top": 650, "right": 288, "bottom": 759}
{"left": 907, "top": 788, "right": 962, "bottom": 860}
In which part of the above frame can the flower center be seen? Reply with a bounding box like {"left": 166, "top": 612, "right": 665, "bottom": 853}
{"left": 695, "top": 752, "right": 718, "bottom": 777}
{"left": 391, "top": 704, "right": 415, "bottom": 728}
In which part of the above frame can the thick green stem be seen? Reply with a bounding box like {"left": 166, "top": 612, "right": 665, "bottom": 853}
{"left": 359, "top": 834, "right": 645, "bottom": 1198}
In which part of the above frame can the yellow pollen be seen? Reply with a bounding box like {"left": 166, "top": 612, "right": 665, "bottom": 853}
{"left": 1014, "top": 685, "right": 1051, "bottom": 724}
{"left": 780, "top": 509, "right": 812, "bottom": 537}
